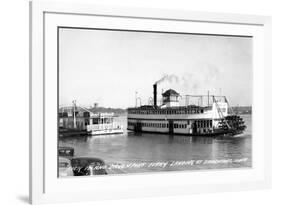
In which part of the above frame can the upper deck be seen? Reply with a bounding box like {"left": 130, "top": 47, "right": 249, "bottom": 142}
{"left": 128, "top": 91, "right": 229, "bottom": 120}
{"left": 127, "top": 102, "right": 228, "bottom": 121}
{"left": 127, "top": 105, "right": 211, "bottom": 115}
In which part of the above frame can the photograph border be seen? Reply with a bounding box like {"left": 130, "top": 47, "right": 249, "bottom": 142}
{"left": 57, "top": 26, "right": 253, "bottom": 176}
{"left": 30, "top": 1, "right": 271, "bottom": 204}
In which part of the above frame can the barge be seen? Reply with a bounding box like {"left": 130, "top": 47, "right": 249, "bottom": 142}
{"left": 59, "top": 101, "right": 123, "bottom": 137}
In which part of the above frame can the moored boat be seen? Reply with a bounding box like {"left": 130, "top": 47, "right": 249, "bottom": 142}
{"left": 59, "top": 101, "right": 123, "bottom": 137}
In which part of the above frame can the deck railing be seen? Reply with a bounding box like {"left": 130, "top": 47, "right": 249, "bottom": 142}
{"left": 87, "top": 123, "right": 120, "bottom": 131}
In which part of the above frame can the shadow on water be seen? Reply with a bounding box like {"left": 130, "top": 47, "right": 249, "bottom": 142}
{"left": 127, "top": 130, "right": 245, "bottom": 145}
{"left": 59, "top": 135, "right": 89, "bottom": 143}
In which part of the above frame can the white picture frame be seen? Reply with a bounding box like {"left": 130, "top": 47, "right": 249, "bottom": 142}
{"left": 29, "top": 1, "right": 272, "bottom": 204}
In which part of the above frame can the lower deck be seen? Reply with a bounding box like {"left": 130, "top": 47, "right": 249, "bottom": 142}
{"left": 127, "top": 118, "right": 219, "bottom": 135}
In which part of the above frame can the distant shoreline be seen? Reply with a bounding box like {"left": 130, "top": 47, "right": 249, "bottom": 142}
{"left": 59, "top": 105, "right": 252, "bottom": 115}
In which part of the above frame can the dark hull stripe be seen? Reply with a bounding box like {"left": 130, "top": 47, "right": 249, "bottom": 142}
{"left": 127, "top": 128, "right": 238, "bottom": 137}
{"left": 127, "top": 117, "right": 214, "bottom": 121}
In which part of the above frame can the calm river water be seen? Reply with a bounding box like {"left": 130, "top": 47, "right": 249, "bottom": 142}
{"left": 59, "top": 114, "right": 252, "bottom": 174}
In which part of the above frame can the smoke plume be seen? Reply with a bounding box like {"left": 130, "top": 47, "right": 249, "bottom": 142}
{"left": 155, "top": 74, "right": 179, "bottom": 84}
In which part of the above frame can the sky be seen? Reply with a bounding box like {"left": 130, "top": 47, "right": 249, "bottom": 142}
{"left": 59, "top": 28, "right": 252, "bottom": 109}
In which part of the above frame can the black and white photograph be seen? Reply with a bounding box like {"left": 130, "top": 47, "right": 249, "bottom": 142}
{"left": 58, "top": 27, "right": 252, "bottom": 177}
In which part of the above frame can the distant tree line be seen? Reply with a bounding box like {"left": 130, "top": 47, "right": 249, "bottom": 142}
{"left": 89, "top": 107, "right": 127, "bottom": 116}
{"left": 230, "top": 106, "right": 252, "bottom": 114}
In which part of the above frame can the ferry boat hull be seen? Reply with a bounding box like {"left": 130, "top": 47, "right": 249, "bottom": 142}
{"left": 127, "top": 115, "right": 245, "bottom": 137}
{"left": 127, "top": 127, "right": 244, "bottom": 137}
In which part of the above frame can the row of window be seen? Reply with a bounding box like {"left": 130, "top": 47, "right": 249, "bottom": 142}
{"left": 91, "top": 118, "right": 112, "bottom": 125}
{"left": 59, "top": 111, "right": 90, "bottom": 118}
{"left": 128, "top": 122, "right": 186, "bottom": 129}
{"left": 129, "top": 109, "right": 204, "bottom": 115}
{"left": 128, "top": 120, "right": 213, "bottom": 129}
{"left": 196, "top": 120, "right": 213, "bottom": 128}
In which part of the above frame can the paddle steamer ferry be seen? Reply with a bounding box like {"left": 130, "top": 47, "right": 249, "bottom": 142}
{"left": 127, "top": 83, "right": 246, "bottom": 136}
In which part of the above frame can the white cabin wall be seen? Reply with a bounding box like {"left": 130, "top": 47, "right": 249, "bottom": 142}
{"left": 212, "top": 102, "right": 228, "bottom": 119}
{"left": 165, "top": 101, "right": 180, "bottom": 107}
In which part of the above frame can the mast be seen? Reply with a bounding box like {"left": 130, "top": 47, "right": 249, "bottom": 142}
{"left": 135, "top": 91, "right": 138, "bottom": 107}
{"left": 72, "top": 100, "right": 77, "bottom": 129}
{"left": 207, "top": 90, "right": 210, "bottom": 106}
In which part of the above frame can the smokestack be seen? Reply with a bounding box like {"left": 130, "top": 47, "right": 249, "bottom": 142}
{"left": 153, "top": 83, "right": 157, "bottom": 107}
